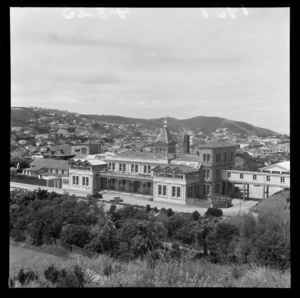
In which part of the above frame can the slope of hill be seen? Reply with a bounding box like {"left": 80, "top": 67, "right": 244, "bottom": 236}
{"left": 11, "top": 107, "right": 278, "bottom": 136}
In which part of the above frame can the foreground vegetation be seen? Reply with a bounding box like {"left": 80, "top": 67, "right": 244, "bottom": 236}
{"left": 9, "top": 188, "right": 290, "bottom": 287}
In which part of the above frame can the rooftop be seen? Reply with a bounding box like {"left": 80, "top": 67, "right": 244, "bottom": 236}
{"left": 30, "top": 158, "right": 70, "bottom": 170}
{"left": 72, "top": 158, "right": 107, "bottom": 166}
{"left": 106, "top": 151, "right": 175, "bottom": 161}
{"left": 154, "top": 120, "right": 176, "bottom": 144}
{"left": 197, "top": 142, "right": 236, "bottom": 148}
{"left": 152, "top": 164, "right": 199, "bottom": 174}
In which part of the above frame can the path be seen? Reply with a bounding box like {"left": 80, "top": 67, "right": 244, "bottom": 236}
{"left": 10, "top": 182, "right": 258, "bottom": 216}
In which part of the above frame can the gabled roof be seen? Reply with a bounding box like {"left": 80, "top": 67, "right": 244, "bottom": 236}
{"left": 259, "top": 161, "right": 290, "bottom": 171}
{"left": 152, "top": 164, "right": 199, "bottom": 174}
{"left": 71, "top": 158, "right": 106, "bottom": 166}
{"left": 30, "top": 158, "right": 69, "bottom": 170}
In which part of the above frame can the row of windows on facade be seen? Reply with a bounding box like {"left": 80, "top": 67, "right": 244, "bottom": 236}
{"left": 73, "top": 148, "right": 88, "bottom": 154}
{"left": 158, "top": 185, "right": 181, "bottom": 197}
{"left": 108, "top": 163, "right": 152, "bottom": 174}
{"left": 45, "top": 168, "right": 68, "bottom": 175}
{"left": 72, "top": 175, "right": 89, "bottom": 186}
{"left": 70, "top": 164, "right": 91, "bottom": 170}
{"left": 262, "top": 170, "right": 289, "bottom": 175}
{"left": 204, "top": 152, "right": 234, "bottom": 163}
{"left": 227, "top": 172, "right": 286, "bottom": 183}
{"left": 108, "top": 179, "right": 152, "bottom": 188}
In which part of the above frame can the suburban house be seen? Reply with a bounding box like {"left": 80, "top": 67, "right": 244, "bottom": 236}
{"left": 22, "top": 158, "right": 70, "bottom": 188}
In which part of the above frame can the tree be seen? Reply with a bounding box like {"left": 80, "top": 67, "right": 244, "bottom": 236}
{"left": 206, "top": 222, "right": 239, "bottom": 263}
{"left": 60, "top": 224, "right": 91, "bottom": 247}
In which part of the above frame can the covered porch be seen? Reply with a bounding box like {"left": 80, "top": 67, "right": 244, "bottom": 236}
{"left": 100, "top": 175, "right": 153, "bottom": 196}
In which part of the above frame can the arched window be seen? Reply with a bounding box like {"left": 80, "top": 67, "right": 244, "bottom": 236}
{"left": 165, "top": 170, "right": 174, "bottom": 178}
{"left": 156, "top": 169, "right": 164, "bottom": 177}
{"left": 175, "top": 171, "right": 183, "bottom": 179}
{"left": 70, "top": 162, "right": 77, "bottom": 169}
{"left": 78, "top": 162, "right": 84, "bottom": 170}
{"left": 84, "top": 162, "right": 91, "bottom": 171}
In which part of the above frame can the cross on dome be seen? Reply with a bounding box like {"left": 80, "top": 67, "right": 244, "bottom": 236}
{"left": 163, "top": 119, "right": 167, "bottom": 128}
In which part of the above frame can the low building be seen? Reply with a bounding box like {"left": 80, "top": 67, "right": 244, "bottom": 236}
{"left": 259, "top": 161, "right": 290, "bottom": 175}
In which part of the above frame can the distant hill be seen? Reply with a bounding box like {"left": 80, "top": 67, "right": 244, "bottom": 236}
{"left": 11, "top": 107, "right": 277, "bottom": 136}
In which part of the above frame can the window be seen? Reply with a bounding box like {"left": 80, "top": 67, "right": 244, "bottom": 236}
{"left": 76, "top": 176, "right": 79, "bottom": 185}
{"left": 280, "top": 177, "right": 285, "bottom": 183}
{"left": 175, "top": 171, "right": 183, "bottom": 179}
{"left": 131, "top": 164, "right": 134, "bottom": 172}
{"left": 123, "top": 164, "right": 126, "bottom": 172}
{"left": 266, "top": 176, "right": 270, "bottom": 182}
{"left": 144, "top": 165, "right": 147, "bottom": 174}
{"left": 109, "top": 163, "right": 112, "bottom": 170}
{"left": 172, "top": 186, "right": 176, "bottom": 197}
{"left": 207, "top": 154, "right": 210, "bottom": 162}
{"left": 227, "top": 172, "right": 231, "bottom": 178}
{"left": 86, "top": 177, "right": 89, "bottom": 186}
{"left": 204, "top": 169, "right": 210, "bottom": 180}
{"left": 158, "top": 185, "right": 162, "bottom": 195}
{"left": 216, "top": 169, "right": 221, "bottom": 179}
{"left": 135, "top": 165, "right": 138, "bottom": 173}
{"left": 177, "top": 187, "right": 181, "bottom": 197}
{"left": 272, "top": 171, "right": 280, "bottom": 174}
{"left": 282, "top": 171, "right": 289, "bottom": 175}
{"left": 73, "top": 176, "right": 75, "bottom": 185}
{"left": 148, "top": 166, "right": 151, "bottom": 174}
{"left": 83, "top": 177, "right": 86, "bottom": 186}
{"left": 165, "top": 170, "right": 173, "bottom": 178}
{"left": 112, "top": 163, "right": 115, "bottom": 170}
{"left": 119, "top": 164, "right": 122, "bottom": 171}
{"left": 253, "top": 174, "right": 257, "bottom": 180}
{"left": 240, "top": 173, "right": 244, "bottom": 179}
{"left": 224, "top": 153, "right": 227, "bottom": 162}
{"left": 216, "top": 153, "right": 221, "bottom": 163}
{"left": 163, "top": 185, "right": 167, "bottom": 196}
{"left": 203, "top": 154, "right": 207, "bottom": 162}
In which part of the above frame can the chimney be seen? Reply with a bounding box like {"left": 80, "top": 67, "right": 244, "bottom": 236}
{"left": 183, "top": 135, "right": 190, "bottom": 154}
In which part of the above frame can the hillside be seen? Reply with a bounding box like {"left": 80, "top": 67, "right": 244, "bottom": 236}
{"left": 11, "top": 107, "right": 277, "bottom": 136}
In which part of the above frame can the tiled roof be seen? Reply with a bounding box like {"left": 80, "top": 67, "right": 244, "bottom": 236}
{"left": 30, "top": 158, "right": 70, "bottom": 170}
{"left": 197, "top": 142, "right": 236, "bottom": 148}
{"left": 154, "top": 127, "right": 176, "bottom": 144}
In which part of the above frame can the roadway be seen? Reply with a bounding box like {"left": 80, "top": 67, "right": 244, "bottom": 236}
{"left": 10, "top": 182, "right": 259, "bottom": 217}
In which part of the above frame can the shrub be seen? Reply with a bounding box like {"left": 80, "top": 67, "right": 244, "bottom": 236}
{"left": 16, "top": 269, "right": 38, "bottom": 285}
{"left": 44, "top": 265, "right": 60, "bottom": 284}
{"left": 192, "top": 210, "right": 200, "bottom": 221}
{"left": 145, "top": 204, "right": 151, "bottom": 213}
{"left": 205, "top": 208, "right": 223, "bottom": 217}
{"left": 166, "top": 208, "right": 174, "bottom": 217}
{"left": 103, "top": 262, "right": 113, "bottom": 276}
{"left": 153, "top": 207, "right": 159, "bottom": 213}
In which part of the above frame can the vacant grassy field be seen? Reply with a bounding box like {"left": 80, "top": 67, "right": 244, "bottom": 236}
{"left": 9, "top": 241, "right": 290, "bottom": 288}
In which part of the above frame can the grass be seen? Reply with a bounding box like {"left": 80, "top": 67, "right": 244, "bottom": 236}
{"left": 9, "top": 242, "right": 291, "bottom": 288}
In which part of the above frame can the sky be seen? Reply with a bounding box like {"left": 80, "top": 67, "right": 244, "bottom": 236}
{"left": 11, "top": 7, "right": 289, "bottom": 134}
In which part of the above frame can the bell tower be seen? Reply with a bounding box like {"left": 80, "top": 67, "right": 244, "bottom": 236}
{"left": 152, "top": 119, "right": 177, "bottom": 155}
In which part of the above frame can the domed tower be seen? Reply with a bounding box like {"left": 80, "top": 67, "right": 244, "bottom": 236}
{"left": 152, "top": 119, "right": 177, "bottom": 155}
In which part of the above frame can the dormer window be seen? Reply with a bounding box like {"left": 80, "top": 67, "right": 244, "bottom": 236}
{"left": 165, "top": 170, "right": 174, "bottom": 178}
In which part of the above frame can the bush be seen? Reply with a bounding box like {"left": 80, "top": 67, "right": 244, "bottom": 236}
{"left": 44, "top": 265, "right": 60, "bottom": 284}
{"left": 16, "top": 269, "right": 38, "bottom": 285}
{"left": 205, "top": 208, "right": 223, "bottom": 217}
{"left": 192, "top": 210, "right": 200, "bottom": 221}
{"left": 146, "top": 204, "right": 151, "bottom": 213}
{"left": 153, "top": 207, "right": 159, "bottom": 213}
{"left": 166, "top": 208, "right": 174, "bottom": 217}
